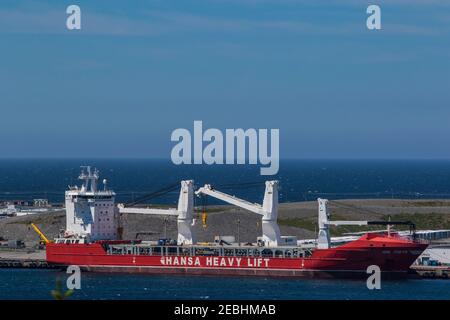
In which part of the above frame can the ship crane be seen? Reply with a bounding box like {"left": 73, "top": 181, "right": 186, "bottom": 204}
{"left": 317, "top": 198, "right": 416, "bottom": 249}
{"left": 117, "top": 180, "right": 195, "bottom": 245}
{"left": 30, "top": 223, "right": 50, "bottom": 244}
{"left": 195, "top": 181, "right": 283, "bottom": 247}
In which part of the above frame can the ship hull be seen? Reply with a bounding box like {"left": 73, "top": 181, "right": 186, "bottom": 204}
{"left": 72, "top": 265, "right": 417, "bottom": 279}
{"left": 46, "top": 234, "right": 428, "bottom": 278}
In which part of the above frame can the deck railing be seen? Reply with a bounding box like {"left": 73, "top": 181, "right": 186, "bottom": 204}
{"left": 106, "top": 244, "right": 312, "bottom": 259}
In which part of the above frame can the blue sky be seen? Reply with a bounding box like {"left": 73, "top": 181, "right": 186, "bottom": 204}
{"left": 0, "top": 0, "right": 449, "bottom": 158}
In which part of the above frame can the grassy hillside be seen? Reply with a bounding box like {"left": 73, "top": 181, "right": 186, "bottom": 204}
{"left": 279, "top": 212, "right": 450, "bottom": 236}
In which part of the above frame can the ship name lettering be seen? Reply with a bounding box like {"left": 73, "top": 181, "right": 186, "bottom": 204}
{"left": 247, "top": 258, "right": 270, "bottom": 268}
{"left": 162, "top": 256, "right": 201, "bottom": 266}
{"left": 204, "top": 257, "right": 242, "bottom": 267}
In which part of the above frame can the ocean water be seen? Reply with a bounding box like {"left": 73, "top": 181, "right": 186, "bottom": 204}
{"left": 0, "top": 269, "right": 449, "bottom": 300}
{"left": 1, "top": 159, "right": 450, "bottom": 204}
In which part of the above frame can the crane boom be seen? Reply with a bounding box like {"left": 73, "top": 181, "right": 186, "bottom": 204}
{"left": 118, "top": 206, "right": 179, "bottom": 216}
{"left": 195, "top": 185, "right": 264, "bottom": 215}
{"left": 196, "top": 181, "right": 283, "bottom": 247}
{"left": 326, "top": 221, "right": 369, "bottom": 226}
{"left": 117, "top": 180, "right": 195, "bottom": 245}
{"left": 30, "top": 223, "right": 50, "bottom": 244}
{"left": 316, "top": 198, "right": 415, "bottom": 249}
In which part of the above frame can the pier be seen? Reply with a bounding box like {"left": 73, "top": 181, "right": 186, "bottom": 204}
{"left": 0, "top": 249, "right": 56, "bottom": 269}
{"left": 411, "top": 265, "right": 450, "bottom": 279}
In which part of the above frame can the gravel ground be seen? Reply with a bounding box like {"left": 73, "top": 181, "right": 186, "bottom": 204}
{"left": 1, "top": 199, "right": 450, "bottom": 247}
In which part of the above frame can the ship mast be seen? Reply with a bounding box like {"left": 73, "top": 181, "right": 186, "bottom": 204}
{"left": 78, "top": 166, "right": 99, "bottom": 192}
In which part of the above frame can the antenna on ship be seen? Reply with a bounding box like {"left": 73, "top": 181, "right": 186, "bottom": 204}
{"left": 79, "top": 166, "right": 100, "bottom": 192}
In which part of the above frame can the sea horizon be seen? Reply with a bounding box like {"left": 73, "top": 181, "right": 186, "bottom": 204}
{"left": 0, "top": 159, "right": 449, "bottom": 204}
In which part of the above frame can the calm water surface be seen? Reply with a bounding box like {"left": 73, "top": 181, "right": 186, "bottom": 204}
{"left": 1, "top": 269, "right": 449, "bottom": 300}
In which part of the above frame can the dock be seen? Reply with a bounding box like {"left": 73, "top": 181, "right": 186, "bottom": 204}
{"left": 411, "top": 265, "right": 450, "bottom": 279}
{"left": 0, "top": 249, "right": 57, "bottom": 269}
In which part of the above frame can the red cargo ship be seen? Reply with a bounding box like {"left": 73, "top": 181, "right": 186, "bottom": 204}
{"left": 46, "top": 233, "right": 427, "bottom": 277}
{"left": 44, "top": 167, "right": 428, "bottom": 277}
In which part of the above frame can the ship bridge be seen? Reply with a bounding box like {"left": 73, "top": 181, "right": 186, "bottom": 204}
{"left": 65, "top": 166, "right": 118, "bottom": 241}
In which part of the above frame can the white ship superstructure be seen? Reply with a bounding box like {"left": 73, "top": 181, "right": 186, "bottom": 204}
{"left": 65, "top": 166, "right": 118, "bottom": 241}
